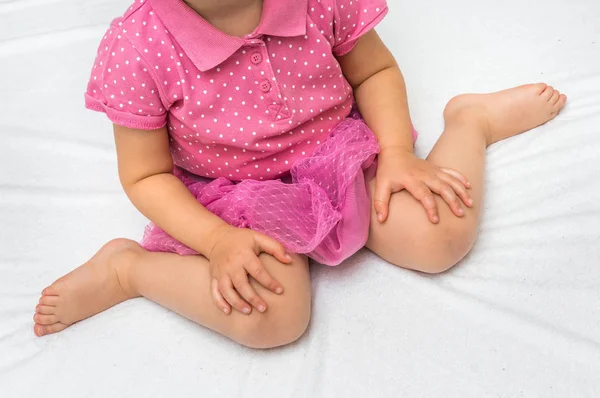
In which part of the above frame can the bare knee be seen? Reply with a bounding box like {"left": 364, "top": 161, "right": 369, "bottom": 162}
{"left": 235, "top": 305, "right": 311, "bottom": 349}
{"left": 372, "top": 217, "right": 478, "bottom": 275}
{"left": 233, "top": 254, "right": 311, "bottom": 349}
{"left": 410, "top": 221, "right": 478, "bottom": 274}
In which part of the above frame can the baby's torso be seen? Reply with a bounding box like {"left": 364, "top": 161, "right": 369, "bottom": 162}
{"left": 162, "top": 36, "right": 354, "bottom": 181}
{"left": 123, "top": 0, "right": 354, "bottom": 181}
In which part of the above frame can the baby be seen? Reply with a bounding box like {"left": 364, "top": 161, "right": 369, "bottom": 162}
{"left": 33, "top": 0, "right": 566, "bottom": 348}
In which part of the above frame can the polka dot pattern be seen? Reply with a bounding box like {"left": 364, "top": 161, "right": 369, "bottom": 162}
{"left": 85, "top": 0, "right": 388, "bottom": 181}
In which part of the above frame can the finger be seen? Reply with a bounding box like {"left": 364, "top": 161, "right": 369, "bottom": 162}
{"left": 247, "top": 257, "right": 284, "bottom": 295}
{"left": 427, "top": 179, "right": 464, "bottom": 218}
{"left": 373, "top": 179, "right": 392, "bottom": 222}
{"left": 438, "top": 173, "right": 474, "bottom": 207}
{"left": 219, "top": 277, "right": 251, "bottom": 315}
{"left": 439, "top": 167, "right": 471, "bottom": 188}
{"left": 254, "top": 233, "right": 292, "bottom": 264}
{"left": 407, "top": 183, "right": 439, "bottom": 223}
{"left": 211, "top": 278, "right": 231, "bottom": 315}
{"left": 232, "top": 268, "right": 268, "bottom": 313}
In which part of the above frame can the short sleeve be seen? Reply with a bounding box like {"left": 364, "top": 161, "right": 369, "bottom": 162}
{"left": 85, "top": 27, "right": 167, "bottom": 130}
{"left": 332, "top": 0, "right": 388, "bottom": 56}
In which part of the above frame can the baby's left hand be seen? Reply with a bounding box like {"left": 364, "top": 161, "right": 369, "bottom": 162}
{"left": 374, "top": 148, "right": 473, "bottom": 224}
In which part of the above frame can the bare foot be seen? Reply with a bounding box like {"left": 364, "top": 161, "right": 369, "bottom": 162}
{"left": 33, "top": 239, "right": 141, "bottom": 337}
{"left": 444, "top": 83, "right": 567, "bottom": 146}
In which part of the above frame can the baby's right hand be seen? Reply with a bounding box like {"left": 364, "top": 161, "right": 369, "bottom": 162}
{"left": 207, "top": 225, "right": 292, "bottom": 315}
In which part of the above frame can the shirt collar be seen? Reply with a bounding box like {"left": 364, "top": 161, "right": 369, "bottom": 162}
{"left": 149, "top": 0, "right": 308, "bottom": 72}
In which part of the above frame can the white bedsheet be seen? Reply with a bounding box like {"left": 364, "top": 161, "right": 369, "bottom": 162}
{"left": 1, "top": 0, "right": 599, "bottom": 396}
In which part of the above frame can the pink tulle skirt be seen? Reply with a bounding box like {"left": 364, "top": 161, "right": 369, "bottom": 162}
{"left": 141, "top": 111, "right": 415, "bottom": 265}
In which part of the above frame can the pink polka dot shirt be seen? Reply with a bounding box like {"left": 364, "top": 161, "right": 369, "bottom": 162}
{"left": 85, "top": 0, "right": 388, "bottom": 181}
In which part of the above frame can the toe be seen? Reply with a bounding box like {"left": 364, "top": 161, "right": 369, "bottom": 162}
{"left": 550, "top": 90, "right": 560, "bottom": 105}
{"left": 39, "top": 296, "right": 59, "bottom": 306}
{"left": 556, "top": 94, "right": 567, "bottom": 109}
{"left": 42, "top": 286, "right": 59, "bottom": 296}
{"left": 34, "top": 322, "right": 68, "bottom": 337}
{"left": 531, "top": 83, "right": 548, "bottom": 94}
{"left": 540, "top": 86, "right": 554, "bottom": 100}
{"left": 36, "top": 305, "right": 56, "bottom": 315}
{"left": 34, "top": 324, "right": 44, "bottom": 337}
{"left": 33, "top": 314, "right": 59, "bottom": 325}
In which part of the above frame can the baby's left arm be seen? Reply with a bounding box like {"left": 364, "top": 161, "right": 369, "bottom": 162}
{"left": 338, "top": 31, "right": 472, "bottom": 223}
{"left": 338, "top": 30, "right": 415, "bottom": 154}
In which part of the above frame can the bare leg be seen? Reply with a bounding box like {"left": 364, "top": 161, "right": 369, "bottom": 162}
{"left": 34, "top": 239, "right": 311, "bottom": 349}
{"left": 367, "top": 83, "right": 567, "bottom": 273}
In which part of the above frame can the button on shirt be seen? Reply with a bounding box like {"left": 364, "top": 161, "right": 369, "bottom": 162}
{"left": 85, "top": 0, "right": 388, "bottom": 181}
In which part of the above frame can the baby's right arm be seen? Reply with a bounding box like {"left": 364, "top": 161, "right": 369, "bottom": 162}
{"left": 114, "top": 124, "right": 227, "bottom": 257}
{"left": 113, "top": 124, "right": 290, "bottom": 315}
